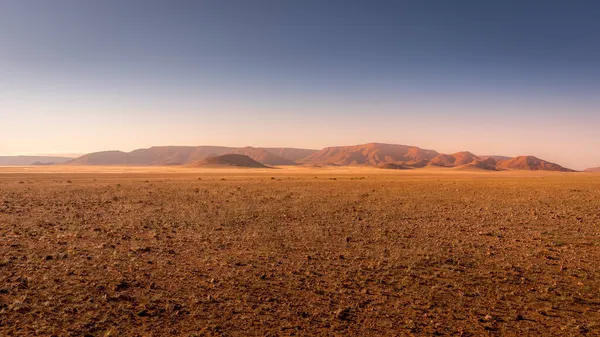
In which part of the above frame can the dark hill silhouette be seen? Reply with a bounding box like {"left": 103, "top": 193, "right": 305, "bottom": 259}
{"left": 186, "top": 154, "right": 269, "bottom": 168}
{"left": 231, "top": 147, "right": 297, "bottom": 166}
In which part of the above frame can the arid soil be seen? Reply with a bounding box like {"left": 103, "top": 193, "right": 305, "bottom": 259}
{"left": 1, "top": 167, "right": 599, "bottom": 336}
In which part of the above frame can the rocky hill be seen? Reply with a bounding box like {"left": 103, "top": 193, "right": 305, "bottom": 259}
{"left": 186, "top": 154, "right": 269, "bottom": 168}
{"left": 496, "top": 156, "right": 575, "bottom": 172}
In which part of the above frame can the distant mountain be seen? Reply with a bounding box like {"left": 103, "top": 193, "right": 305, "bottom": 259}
{"left": 454, "top": 159, "right": 498, "bottom": 171}
{"left": 584, "top": 167, "right": 600, "bottom": 172}
{"left": 0, "top": 156, "right": 74, "bottom": 166}
{"left": 429, "top": 151, "right": 479, "bottom": 167}
{"left": 263, "top": 148, "right": 318, "bottom": 162}
{"left": 479, "top": 155, "right": 513, "bottom": 161}
{"left": 31, "top": 161, "right": 58, "bottom": 166}
{"left": 186, "top": 154, "right": 268, "bottom": 168}
{"left": 69, "top": 146, "right": 231, "bottom": 165}
{"left": 299, "top": 143, "right": 575, "bottom": 171}
{"left": 230, "top": 147, "right": 297, "bottom": 166}
{"left": 64, "top": 142, "right": 576, "bottom": 172}
{"left": 299, "top": 143, "right": 439, "bottom": 166}
{"left": 68, "top": 146, "right": 309, "bottom": 166}
{"left": 496, "top": 156, "right": 575, "bottom": 172}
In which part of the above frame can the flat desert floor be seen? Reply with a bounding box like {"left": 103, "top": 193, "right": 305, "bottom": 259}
{"left": 1, "top": 166, "right": 599, "bottom": 336}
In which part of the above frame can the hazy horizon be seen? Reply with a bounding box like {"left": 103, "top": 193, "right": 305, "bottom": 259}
{"left": 2, "top": 1, "right": 599, "bottom": 170}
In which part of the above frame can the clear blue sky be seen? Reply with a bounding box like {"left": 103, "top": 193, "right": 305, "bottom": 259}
{"left": 1, "top": 0, "right": 599, "bottom": 169}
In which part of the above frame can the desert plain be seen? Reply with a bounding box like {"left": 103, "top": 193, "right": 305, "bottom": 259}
{"left": 1, "top": 166, "right": 599, "bottom": 336}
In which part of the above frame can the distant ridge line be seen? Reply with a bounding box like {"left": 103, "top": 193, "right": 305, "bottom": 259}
{"left": 59, "top": 143, "right": 577, "bottom": 172}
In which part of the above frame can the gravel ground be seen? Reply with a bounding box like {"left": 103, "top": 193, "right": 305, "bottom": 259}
{"left": 1, "top": 169, "right": 599, "bottom": 336}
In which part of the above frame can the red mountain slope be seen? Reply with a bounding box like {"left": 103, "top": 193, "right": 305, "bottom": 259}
{"left": 430, "top": 152, "right": 479, "bottom": 167}
{"left": 496, "top": 156, "right": 575, "bottom": 172}
{"left": 300, "top": 143, "right": 439, "bottom": 166}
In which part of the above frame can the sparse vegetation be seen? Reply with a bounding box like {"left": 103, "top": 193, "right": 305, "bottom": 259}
{"left": 1, "top": 167, "right": 599, "bottom": 336}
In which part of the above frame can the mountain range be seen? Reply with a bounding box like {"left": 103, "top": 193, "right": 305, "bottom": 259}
{"left": 300, "top": 143, "right": 574, "bottom": 171}
{"left": 59, "top": 143, "right": 575, "bottom": 172}
{"left": 0, "top": 156, "right": 74, "bottom": 166}
{"left": 67, "top": 146, "right": 314, "bottom": 166}
{"left": 0, "top": 143, "right": 581, "bottom": 171}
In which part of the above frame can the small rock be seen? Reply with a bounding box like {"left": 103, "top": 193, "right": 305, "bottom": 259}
{"left": 114, "top": 280, "right": 130, "bottom": 291}
{"left": 335, "top": 307, "right": 351, "bottom": 321}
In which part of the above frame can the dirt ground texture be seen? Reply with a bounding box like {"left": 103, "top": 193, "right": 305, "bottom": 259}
{"left": 1, "top": 167, "right": 599, "bottom": 336}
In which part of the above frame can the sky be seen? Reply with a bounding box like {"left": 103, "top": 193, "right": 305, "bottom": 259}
{"left": 0, "top": 0, "right": 599, "bottom": 169}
